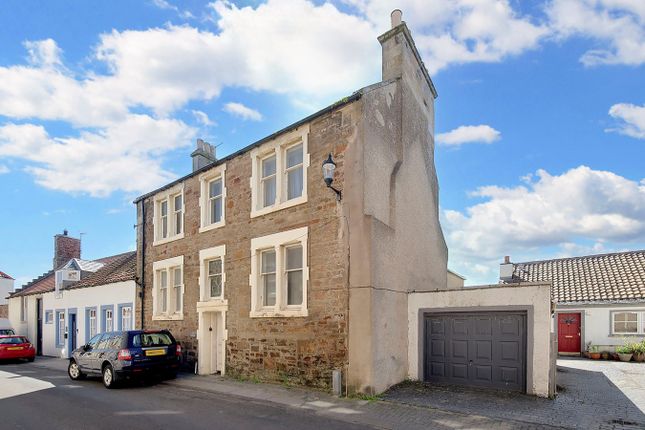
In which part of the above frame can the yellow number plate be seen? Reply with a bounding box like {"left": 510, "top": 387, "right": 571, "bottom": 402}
{"left": 7, "top": 347, "right": 23, "bottom": 351}
{"left": 145, "top": 349, "right": 165, "bottom": 356}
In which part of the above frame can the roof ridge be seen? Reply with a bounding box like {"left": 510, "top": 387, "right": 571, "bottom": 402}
{"left": 515, "top": 249, "right": 645, "bottom": 266}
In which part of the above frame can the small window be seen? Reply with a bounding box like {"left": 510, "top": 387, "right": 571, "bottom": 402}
{"left": 121, "top": 306, "right": 132, "bottom": 331}
{"left": 174, "top": 194, "right": 183, "bottom": 235}
{"left": 207, "top": 258, "right": 223, "bottom": 299}
{"left": 57, "top": 312, "right": 65, "bottom": 346}
{"left": 209, "top": 178, "right": 223, "bottom": 224}
{"left": 105, "top": 309, "right": 113, "bottom": 332}
{"left": 613, "top": 312, "right": 638, "bottom": 334}
{"left": 160, "top": 200, "right": 169, "bottom": 239}
{"left": 89, "top": 309, "right": 97, "bottom": 338}
{"left": 173, "top": 267, "right": 183, "bottom": 313}
{"left": 21, "top": 297, "right": 27, "bottom": 322}
{"left": 285, "top": 144, "right": 303, "bottom": 200}
{"left": 261, "top": 250, "right": 277, "bottom": 306}
{"left": 44, "top": 310, "right": 53, "bottom": 324}
{"left": 261, "top": 155, "right": 277, "bottom": 208}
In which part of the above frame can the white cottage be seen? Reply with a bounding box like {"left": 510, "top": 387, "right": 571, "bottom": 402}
{"left": 501, "top": 251, "right": 645, "bottom": 354}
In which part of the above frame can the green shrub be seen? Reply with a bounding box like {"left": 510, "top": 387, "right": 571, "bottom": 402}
{"left": 616, "top": 344, "right": 633, "bottom": 354}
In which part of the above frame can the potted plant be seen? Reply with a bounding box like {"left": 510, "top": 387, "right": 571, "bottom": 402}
{"left": 632, "top": 341, "right": 645, "bottom": 363}
{"left": 616, "top": 344, "right": 633, "bottom": 362}
{"left": 601, "top": 351, "right": 610, "bottom": 360}
{"left": 588, "top": 345, "right": 601, "bottom": 360}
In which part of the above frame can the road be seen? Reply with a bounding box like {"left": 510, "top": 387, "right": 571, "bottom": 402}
{"left": 0, "top": 361, "right": 373, "bottom": 430}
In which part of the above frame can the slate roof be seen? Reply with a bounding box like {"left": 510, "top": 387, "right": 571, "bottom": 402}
{"left": 511, "top": 250, "right": 645, "bottom": 304}
{"left": 9, "top": 252, "right": 134, "bottom": 298}
{"left": 0, "top": 271, "right": 13, "bottom": 280}
{"left": 67, "top": 252, "right": 136, "bottom": 290}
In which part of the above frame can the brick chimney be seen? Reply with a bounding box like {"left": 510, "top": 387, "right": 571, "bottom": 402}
{"left": 53, "top": 230, "right": 80, "bottom": 270}
{"left": 191, "top": 139, "right": 216, "bottom": 172}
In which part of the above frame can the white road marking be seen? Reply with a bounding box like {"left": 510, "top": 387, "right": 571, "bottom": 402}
{"left": 0, "top": 370, "right": 55, "bottom": 400}
{"left": 114, "top": 411, "right": 183, "bottom": 416}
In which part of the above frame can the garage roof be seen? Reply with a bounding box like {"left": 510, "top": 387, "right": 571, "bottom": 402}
{"left": 511, "top": 250, "right": 645, "bottom": 304}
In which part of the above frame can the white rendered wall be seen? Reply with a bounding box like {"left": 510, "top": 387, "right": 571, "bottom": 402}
{"left": 41, "top": 280, "right": 136, "bottom": 357}
{"left": 558, "top": 305, "right": 645, "bottom": 350}
{"left": 0, "top": 278, "right": 14, "bottom": 305}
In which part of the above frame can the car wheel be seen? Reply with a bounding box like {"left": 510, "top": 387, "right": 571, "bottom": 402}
{"left": 102, "top": 364, "right": 117, "bottom": 389}
{"left": 68, "top": 360, "right": 85, "bottom": 380}
{"left": 27, "top": 357, "right": 35, "bottom": 363}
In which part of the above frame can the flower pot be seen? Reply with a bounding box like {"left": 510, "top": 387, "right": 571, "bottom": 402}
{"left": 589, "top": 352, "right": 601, "bottom": 360}
{"left": 601, "top": 352, "right": 610, "bottom": 360}
{"left": 633, "top": 352, "right": 645, "bottom": 363}
{"left": 618, "top": 353, "right": 633, "bottom": 362}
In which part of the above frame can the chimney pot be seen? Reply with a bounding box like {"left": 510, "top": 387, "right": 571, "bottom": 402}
{"left": 63, "top": 229, "right": 68, "bottom": 236}
{"left": 504, "top": 256, "right": 510, "bottom": 264}
{"left": 391, "top": 9, "right": 402, "bottom": 28}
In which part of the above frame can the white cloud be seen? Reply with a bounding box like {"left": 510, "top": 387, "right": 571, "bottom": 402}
{"left": 24, "top": 39, "right": 63, "bottom": 68}
{"left": 191, "top": 110, "right": 216, "bottom": 126}
{"left": 346, "top": 0, "right": 549, "bottom": 73}
{"left": 608, "top": 103, "right": 645, "bottom": 139}
{"left": 547, "top": 0, "right": 645, "bottom": 66}
{"left": 223, "top": 102, "right": 263, "bottom": 121}
{"left": 444, "top": 166, "right": 645, "bottom": 283}
{"left": 150, "top": 0, "right": 195, "bottom": 19}
{"left": 0, "top": 165, "right": 9, "bottom": 174}
{"left": 436, "top": 125, "right": 500, "bottom": 146}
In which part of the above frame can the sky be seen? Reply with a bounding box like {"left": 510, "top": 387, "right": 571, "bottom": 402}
{"left": 0, "top": 0, "right": 644, "bottom": 287}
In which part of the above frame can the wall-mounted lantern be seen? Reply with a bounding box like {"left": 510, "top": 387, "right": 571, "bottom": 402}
{"left": 322, "top": 153, "right": 342, "bottom": 201}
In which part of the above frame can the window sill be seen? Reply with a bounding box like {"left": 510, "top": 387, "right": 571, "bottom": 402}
{"left": 199, "top": 221, "right": 225, "bottom": 234}
{"left": 250, "top": 195, "right": 307, "bottom": 219}
{"left": 197, "top": 300, "right": 229, "bottom": 311}
{"left": 609, "top": 333, "right": 644, "bottom": 337}
{"left": 152, "top": 314, "right": 184, "bottom": 321}
{"left": 249, "top": 308, "right": 308, "bottom": 318}
{"left": 153, "top": 233, "right": 185, "bottom": 247}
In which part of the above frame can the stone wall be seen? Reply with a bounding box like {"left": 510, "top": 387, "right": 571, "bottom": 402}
{"left": 137, "top": 102, "right": 359, "bottom": 388}
{"left": 0, "top": 304, "right": 7, "bottom": 318}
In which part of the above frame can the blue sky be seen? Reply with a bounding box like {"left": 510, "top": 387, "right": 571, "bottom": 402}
{"left": 0, "top": 0, "right": 644, "bottom": 287}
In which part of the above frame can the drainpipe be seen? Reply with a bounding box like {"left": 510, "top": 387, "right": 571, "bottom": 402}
{"left": 139, "top": 200, "right": 146, "bottom": 330}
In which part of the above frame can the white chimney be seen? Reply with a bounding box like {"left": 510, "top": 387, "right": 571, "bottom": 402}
{"left": 500, "top": 256, "right": 515, "bottom": 282}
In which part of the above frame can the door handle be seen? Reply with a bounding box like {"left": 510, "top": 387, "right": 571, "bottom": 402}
{"left": 565, "top": 335, "right": 573, "bottom": 338}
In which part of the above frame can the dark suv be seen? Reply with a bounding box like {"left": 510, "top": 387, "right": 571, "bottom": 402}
{"left": 68, "top": 330, "right": 181, "bottom": 388}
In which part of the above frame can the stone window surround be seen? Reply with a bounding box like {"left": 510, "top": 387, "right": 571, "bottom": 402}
{"left": 152, "top": 255, "right": 185, "bottom": 321}
{"left": 153, "top": 183, "right": 185, "bottom": 246}
{"left": 198, "top": 164, "right": 227, "bottom": 233}
{"left": 249, "top": 226, "right": 309, "bottom": 318}
{"left": 198, "top": 244, "right": 227, "bottom": 303}
{"left": 249, "top": 126, "right": 310, "bottom": 219}
{"left": 610, "top": 310, "right": 645, "bottom": 336}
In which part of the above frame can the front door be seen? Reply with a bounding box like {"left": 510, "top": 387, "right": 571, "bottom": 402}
{"left": 199, "top": 311, "right": 224, "bottom": 375}
{"left": 558, "top": 313, "right": 581, "bottom": 354}
{"left": 69, "top": 313, "right": 77, "bottom": 357}
{"left": 36, "top": 299, "right": 43, "bottom": 355}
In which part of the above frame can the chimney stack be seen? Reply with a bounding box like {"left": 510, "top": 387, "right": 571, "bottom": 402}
{"left": 390, "top": 9, "right": 402, "bottom": 28}
{"left": 499, "top": 255, "right": 514, "bottom": 282}
{"left": 191, "top": 139, "right": 216, "bottom": 172}
{"left": 53, "top": 230, "right": 81, "bottom": 270}
{"left": 504, "top": 255, "right": 510, "bottom": 264}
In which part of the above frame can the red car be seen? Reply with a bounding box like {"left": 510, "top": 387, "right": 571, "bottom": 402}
{"left": 0, "top": 335, "right": 36, "bottom": 362}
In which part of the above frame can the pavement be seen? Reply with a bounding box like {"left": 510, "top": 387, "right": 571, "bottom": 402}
{"left": 2, "top": 356, "right": 644, "bottom": 429}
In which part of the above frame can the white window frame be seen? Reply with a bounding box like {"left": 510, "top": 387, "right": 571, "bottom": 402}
{"left": 89, "top": 309, "right": 97, "bottom": 337}
{"left": 249, "top": 227, "right": 308, "bottom": 318}
{"left": 199, "top": 164, "right": 227, "bottom": 233}
{"left": 105, "top": 309, "right": 113, "bottom": 332}
{"left": 611, "top": 310, "right": 645, "bottom": 335}
{"left": 44, "top": 310, "right": 53, "bottom": 324}
{"left": 153, "top": 184, "right": 185, "bottom": 246}
{"left": 199, "top": 245, "right": 226, "bottom": 302}
{"left": 57, "top": 312, "right": 65, "bottom": 346}
{"left": 250, "top": 126, "right": 309, "bottom": 218}
{"left": 152, "top": 255, "right": 185, "bottom": 320}
{"left": 121, "top": 306, "right": 132, "bottom": 331}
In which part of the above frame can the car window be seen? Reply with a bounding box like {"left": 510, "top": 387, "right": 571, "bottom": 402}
{"left": 87, "top": 334, "right": 102, "bottom": 349}
{"left": 108, "top": 334, "right": 124, "bottom": 350}
{"left": 0, "top": 329, "right": 15, "bottom": 335}
{"left": 0, "top": 336, "right": 28, "bottom": 344}
{"left": 96, "top": 334, "right": 111, "bottom": 350}
{"left": 132, "top": 333, "right": 174, "bottom": 347}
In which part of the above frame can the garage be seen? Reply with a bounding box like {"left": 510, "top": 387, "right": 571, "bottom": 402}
{"left": 424, "top": 311, "right": 527, "bottom": 392}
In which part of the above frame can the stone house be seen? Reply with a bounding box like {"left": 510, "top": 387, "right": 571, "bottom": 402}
{"left": 134, "top": 12, "right": 556, "bottom": 397}
{"left": 134, "top": 14, "right": 448, "bottom": 394}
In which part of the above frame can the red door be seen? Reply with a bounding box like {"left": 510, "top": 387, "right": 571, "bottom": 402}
{"left": 558, "top": 313, "right": 581, "bottom": 354}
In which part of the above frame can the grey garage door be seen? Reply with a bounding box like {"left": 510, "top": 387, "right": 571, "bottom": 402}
{"left": 424, "top": 312, "right": 526, "bottom": 392}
